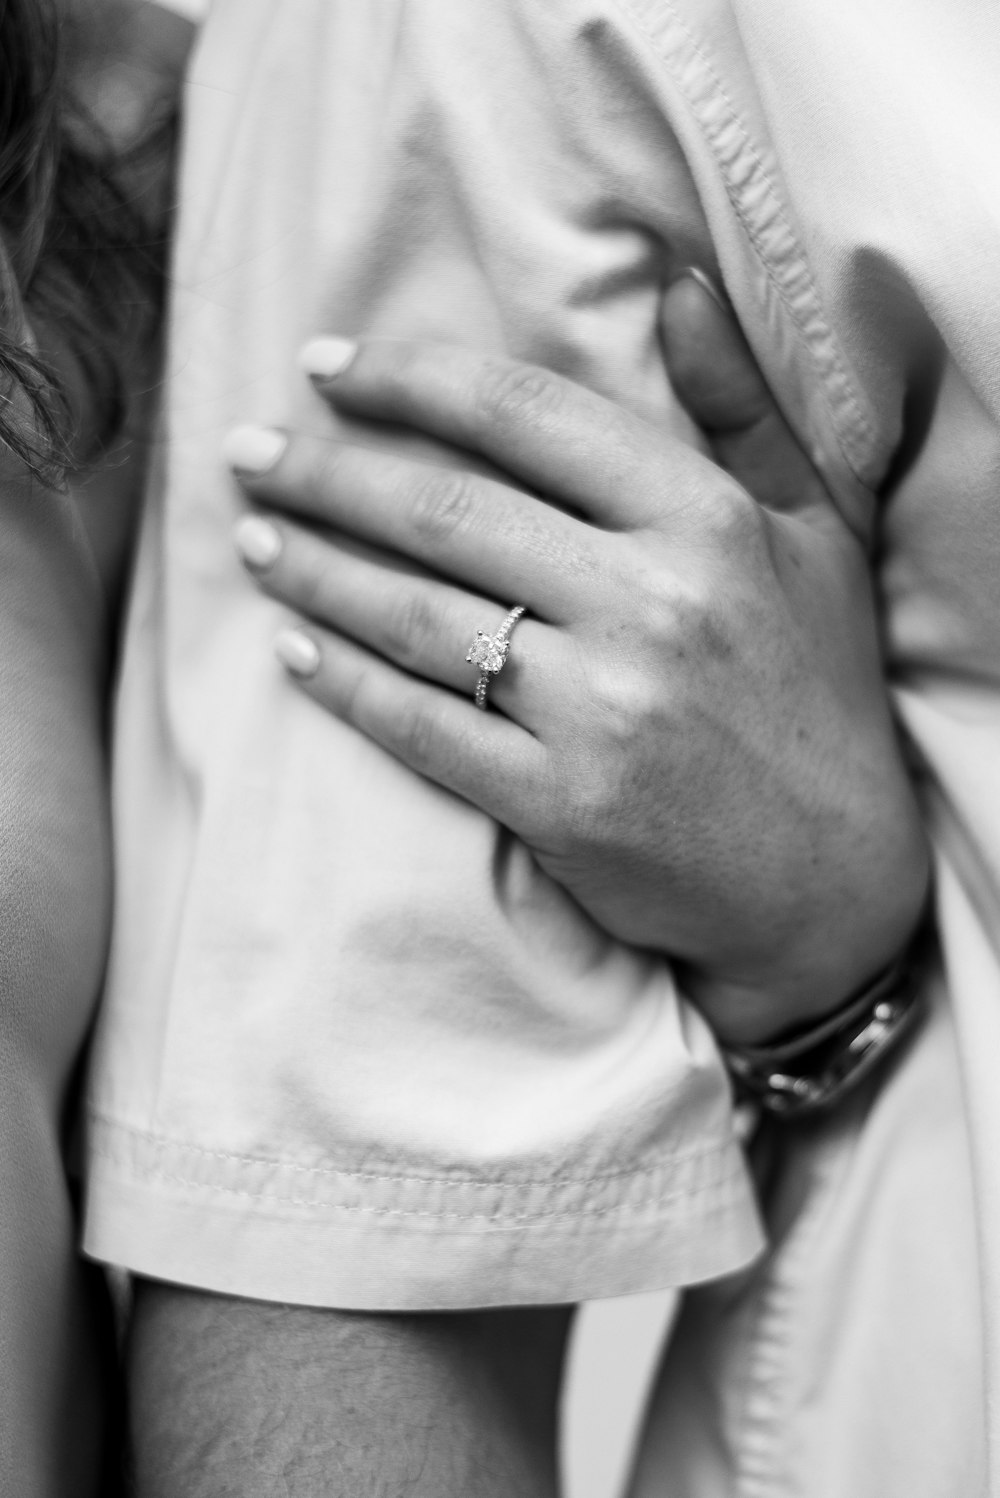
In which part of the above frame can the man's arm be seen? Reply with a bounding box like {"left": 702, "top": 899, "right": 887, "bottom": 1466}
{"left": 128, "top": 1282, "right": 571, "bottom": 1498}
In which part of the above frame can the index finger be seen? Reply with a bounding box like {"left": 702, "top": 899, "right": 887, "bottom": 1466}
{"left": 297, "top": 336, "right": 710, "bottom": 532}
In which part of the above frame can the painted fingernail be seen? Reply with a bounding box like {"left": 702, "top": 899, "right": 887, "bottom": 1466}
{"left": 674, "top": 266, "right": 728, "bottom": 310}
{"left": 234, "top": 514, "right": 282, "bottom": 571}
{"left": 275, "top": 627, "right": 320, "bottom": 679}
{"left": 222, "top": 424, "right": 287, "bottom": 475}
{"left": 298, "top": 335, "right": 358, "bottom": 382}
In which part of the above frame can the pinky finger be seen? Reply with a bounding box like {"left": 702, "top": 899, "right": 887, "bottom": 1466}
{"left": 275, "top": 625, "right": 551, "bottom": 829}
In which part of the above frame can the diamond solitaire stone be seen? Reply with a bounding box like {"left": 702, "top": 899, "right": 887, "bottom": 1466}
{"left": 467, "top": 630, "right": 509, "bottom": 675}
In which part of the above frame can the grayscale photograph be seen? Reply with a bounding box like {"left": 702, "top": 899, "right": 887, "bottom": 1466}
{"left": 0, "top": 0, "right": 994, "bottom": 1493}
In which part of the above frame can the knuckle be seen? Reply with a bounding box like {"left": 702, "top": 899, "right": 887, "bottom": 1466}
{"left": 637, "top": 552, "right": 737, "bottom": 657}
{"left": 551, "top": 664, "right": 658, "bottom": 839}
{"left": 516, "top": 753, "right": 565, "bottom": 843}
{"left": 336, "top": 656, "right": 373, "bottom": 726}
{"left": 379, "top": 588, "right": 438, "bottom": 667}
{"left": 589, "top": 664, "right": 661, "bottom": 741}
{"left": 407, "top": 469, "right": 479, "bottom": 546}
{"left": 520, "top": 787, "right": 559, "bottom": 848}
{"left": 560, "top": 755, "right": 621, "bottom": 852}
{"left": 287, "top": 543, "right": 335, "bottom": 620}
{"left": 375, "top": 343, "right": 426, "bottom": 411}
{"left": 476, "top": 360, "right": 564, "bottom": 432}
{"left": 393, "top": 695, "right": 440, "bottom": 770}
{"left": 651, "top": 579, "right": 736, "bottom": 665}
{"left": 640, "top": 566, "right": 706, "bottom": 639}
{"left": 700, "top": 480, "right": 763, "bottom": 549}
{"left": 312, "top": 441, "right": 349, "bottom": 504}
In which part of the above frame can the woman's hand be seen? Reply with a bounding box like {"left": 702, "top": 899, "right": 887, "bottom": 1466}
{"left": 227, "top": 278, "right": 928, "bottom": 1044}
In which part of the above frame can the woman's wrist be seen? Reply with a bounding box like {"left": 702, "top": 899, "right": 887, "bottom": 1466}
{"left": 722, "top": 943, "right": 928, "bottom": 1117}
{"left": 684, "top": 832, "right": 932, "bottom": 1050}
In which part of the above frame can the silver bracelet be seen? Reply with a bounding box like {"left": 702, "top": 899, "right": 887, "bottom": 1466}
{"left": 722, "top": 928, "right": 930, "bottom": 1119}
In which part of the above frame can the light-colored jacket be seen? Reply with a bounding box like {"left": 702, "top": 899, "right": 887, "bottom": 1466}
{"left": 628, "top": 0, "right": 1000, "bottom": 1492}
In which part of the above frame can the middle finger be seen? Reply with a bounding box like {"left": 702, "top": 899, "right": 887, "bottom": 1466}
{"left": 234, "top": 513, "right": 563, "bottom": 730}
{"left": 224, "top": 427, "right": 601, "bottom": 624}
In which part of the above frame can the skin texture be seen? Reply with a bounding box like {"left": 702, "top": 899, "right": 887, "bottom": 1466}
{"left": 128, "top": 1284, "right": 571, "bottom": 1498}
{"left": 0, "top": 301, "right": 164, "bottom": 1495}
{"left": 0, "top": 454, "right": 125, "bottom": 1498}
{"left": 0, "top": 11, "right": 191, "bottom": 1491}
{"left": 64, "top": 0, "right": 192, "bottom": 159}
{"left": 232, "top": 278, "right": 929, "bottom": 1045}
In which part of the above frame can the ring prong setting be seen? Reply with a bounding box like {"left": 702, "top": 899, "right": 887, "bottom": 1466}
{"left": 467, "top": 630, "right": 510, "bottom": 675}
{"left": 466, "top": 606, "right": 526, "bottom": 710}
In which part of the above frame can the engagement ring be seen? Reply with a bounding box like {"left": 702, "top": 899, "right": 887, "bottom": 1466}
{"left": 467, "top": 606, "right": 526, "bottom": 710}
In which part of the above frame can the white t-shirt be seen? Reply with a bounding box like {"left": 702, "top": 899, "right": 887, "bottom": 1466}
{"left": 155, "top": 0, "right": 206, "bottom": 18}
{"left": 84, "top": 0, "right": 763, "bottom": 1311}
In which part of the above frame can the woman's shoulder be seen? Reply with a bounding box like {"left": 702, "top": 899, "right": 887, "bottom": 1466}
{"left": 66, "top": 0, "right": 197, "bottom": 153}
{"left": 0, "top": 461, "right": 114, "bottom": 1010}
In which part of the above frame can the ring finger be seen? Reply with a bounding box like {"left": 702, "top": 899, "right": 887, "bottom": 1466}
{"left": 234, "top": 512, "right": 560, "bottom": 730}
{"left": 224, "top": 428, "right": 598, "bottom": 625}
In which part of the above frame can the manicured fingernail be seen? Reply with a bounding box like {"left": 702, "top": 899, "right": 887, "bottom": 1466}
{"left": 675, "top": 266, "right": 728, "bottom": 310}
{"left": 234, "top": 514, "right": 282, "bottom": 571}
{"left": 275, "top": 627, "right": 320, "bottom": 678}
{"left": 222, "top": 424, "right": 287, "bottom": 475}
{"left": 298, "top": 335, "right": 358, "bottom": 382}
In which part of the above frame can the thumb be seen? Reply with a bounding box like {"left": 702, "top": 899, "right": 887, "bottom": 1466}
{"left": 660, "top": 269, "right": 833, "bottom": 523}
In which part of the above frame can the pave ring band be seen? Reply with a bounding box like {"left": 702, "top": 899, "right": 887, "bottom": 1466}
{"left": 467, "top": 606, "right": 526, "bottom": 710}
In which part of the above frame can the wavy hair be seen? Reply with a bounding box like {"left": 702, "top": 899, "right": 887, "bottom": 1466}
{"left": 0, "top": 0, "right": 167, "bottom": 477}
